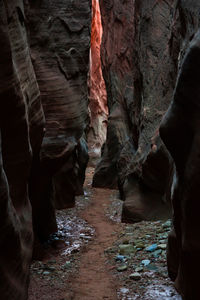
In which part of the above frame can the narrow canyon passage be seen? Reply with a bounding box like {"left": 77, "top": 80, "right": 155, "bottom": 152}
{"left": 29, "top": 167, "right": 181, "bottom": 300}
{"left": 66, "top": 168, "right": 119, "bottom": 300}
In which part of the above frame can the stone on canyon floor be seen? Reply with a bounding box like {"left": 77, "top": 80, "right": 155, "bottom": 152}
{"left": 129, "top": 272, "right": 142, "bottom": 280}
{"left": 119, "top": 244, "right": 135, "bottom": 255}
{"left": 117, "top": 264, "right": 128, "bottom": 272}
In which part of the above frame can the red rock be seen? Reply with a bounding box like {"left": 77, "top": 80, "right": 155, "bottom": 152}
{"left": 88, "top": 0, "right": 108, "bottom": 165}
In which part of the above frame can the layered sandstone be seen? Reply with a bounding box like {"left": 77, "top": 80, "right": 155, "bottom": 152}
{"left": 27, "top": 0, "right": 91, "bottom": 239}
{"left": 0, "top": 1, "right": 44, "bottom": 298}
{"left": 94, "top": 1, "right": 177, "bottom": 223}
{"left": 0, "top": 0, "right": 91, "bottom": 298}
{"left": 88, "top": 0, "right": 108, "bottom": 165}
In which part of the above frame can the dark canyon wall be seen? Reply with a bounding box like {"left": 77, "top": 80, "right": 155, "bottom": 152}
{"left": 97, "top": 0, "right": 200, "bottom": 298}
{"left": 0, "top": 0, "right": 91, "bottom": 299}
{"left": 95, "top": 0, "right": 200, "bottom": 223}
{"left": 27, "top": 0, "right": 91, "bottom": 240}
{"left": 160, "top": 2, "right": 200, "bottom": 298}
{"left": 0, "top": 1, "right": 45, "bottom": 298}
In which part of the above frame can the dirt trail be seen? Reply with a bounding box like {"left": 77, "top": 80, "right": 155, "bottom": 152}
{"left": 65, "top": 168, "right": 119, "bottom": 300}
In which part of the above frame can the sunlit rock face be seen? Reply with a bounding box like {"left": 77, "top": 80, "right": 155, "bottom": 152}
{"left": 27, "top": 0, "right": 91, "bottom": 239}
{"left": 93, "top": 0, "right": 135, "bottom": 189}
{"left": 0, "top": 1, "right": 44, "bottom": 299}
{"left": 88, "top": 0, "right": 108, "bottom": 166}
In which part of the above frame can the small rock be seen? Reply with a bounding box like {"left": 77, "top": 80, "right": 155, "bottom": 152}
{"left": 43, "top": 271, "right": 50, "bottom": 275}
{"left": 152, "top": 249, "right": 162, "bottom": 258}
{"left": 145, "top": 244, "right": 158, "bottom": 252}
{"left": 141, "top": 259, "right": 151, "bottom": 266}
{"left": 146, "top": 264, "right": 158, "bottom": 271}
{"left": 122, "top": 239, "right": 130, "bottom": 245}
{"left": 119, "top": 244, "right": 135, "bottom": 255}
{"left": 117, "top": 264, "right": 128, "bottom": 272}
{"left": 145, "top": 235, "right": 151, "bottom": 238}
{"left": 159, "top": 239, "right": 166, "bottom": 244}
{"left": 129, "top": 272, "right": 141, "bottom": 280}
{"left": 62, "top": 261, "right": 71, "bottom": 269}
{"left": 135, "top": 242, "right": 145, "bottom": 249}
{"left": 158, "top": 244, "right": 167, "bottom": 250}
{"left": 162, "top": 220, "right": 171, "bottom": 229}
{"left": 135, "top": 266, "right": 143, "bottom": 272}
{"left": 115, "top": 255, "right": 126, "bottom": 262}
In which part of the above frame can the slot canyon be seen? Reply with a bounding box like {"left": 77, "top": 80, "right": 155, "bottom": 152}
{"left": 1, "top": 0, "right": 200, "bottom": 299}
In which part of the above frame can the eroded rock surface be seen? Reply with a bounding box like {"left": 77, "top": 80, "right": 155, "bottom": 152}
{"left": 94, "top": 0, "right": 200, "bottom": 224}
{"left": 88, "top": 0, "right": 108, "bottom": 166}
{"left": 93, "top": 0, "right": 177, "bottom": 220}
{"left": 0, "top": 0, "right": 91, "bottom": 298}
{"left": 27, "top": 1, "right": 91, "bottom": 239}
{"left": 0, "top": 1, "right": 44, "bottom": 298}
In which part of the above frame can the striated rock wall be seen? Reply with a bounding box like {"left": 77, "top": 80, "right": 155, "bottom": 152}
{"left": 93, "top": 0, "right": 135, "bottom": 188}
{"left": 0, "top": 0, "right": 91, "bottom": 298}
{"left": 88, "top": 0, "right": 108, "bottom": 165}
{"left": 0, "top": 1, "right": 44, "bottom": 298}
{"left": 97, "top": 0, "right": 200, "bottom": 298}
{"left": 94, "top": 0, "right": 191, "bottom": 221}
{"left": 26, "top": 0, "right": 91, "bottom": 239}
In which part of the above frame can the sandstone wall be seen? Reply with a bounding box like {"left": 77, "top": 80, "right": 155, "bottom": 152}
{"left": 0, "top": 1, "right": 44, "bottom": 298}
{"left": 94, "top": 0, "right": 196, "bottom": 222}
{"left": 87, "top": 0, "right": 108, "bottom": 166}
{"left": 27, "top": 1, "right": 91, "bottom": 241}
{"left": 0, "top": 0, "right": 91, "bottom": 298}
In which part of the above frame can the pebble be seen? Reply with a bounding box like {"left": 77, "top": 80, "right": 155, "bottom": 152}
{"left": 145, "top": 244, "right": 158, "bottom": 252}
{"left": 158, "top": 244, "right": 167, "bottom": 250}
{"left": 119, "top": 244, "right": 135, "bottom": 255}
{"left": 135, "top": 242, "right": 145, "bottom": 249}
{"left": 152, "top": 249, "right": 162, "bottom": 258}
{"left": 141, "top": 259, "right": 151, "bottom": 266}
{"left": 117, "top": 264, "right": 128, "bottom": 272}
{"left": 62, "top": 261, "right": 71, "bottom": 269}
{"left": 146, "top": 264, "right": 158, "bottom": 271}
{"left": 135, "top": 266, "right": 143, "bottom": 272}
{"left": 162, "top": 220, "right": 171, "bottom": 228}
{"left": 115, "top": 255, "right": 126, "bottom": 262}
{"left": 129, "top": 272, "right": 141, "bottom": 280}
{"left": 43, "top": 271, "right": 50, "bottom": 275}
{"left": 159, "top": 239, "right": 166, "bottom": 244}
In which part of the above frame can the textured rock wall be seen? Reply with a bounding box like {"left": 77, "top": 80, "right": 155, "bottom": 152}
{"left": 0, "top": 0, "right": 91, "bottom": 298}
{"left": 94, "top": 0, "right": 177, "bottom": 221}
{"left": 88, "top": 0, "right": 108, "bottom": 164}
{"left": 97, "top": 0, "right": 200, "bottom": 298}
{"left": 160, "top": 1, "right": 200, "bottom": 298}
{"left": 0, "top": 0, "right": 44, "bottom": 298}
{"left": 27, "top": 0, "right": 91, "bottom": 239}
{"left": 93, "top": 0, "right": 135, "bottom": 188}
